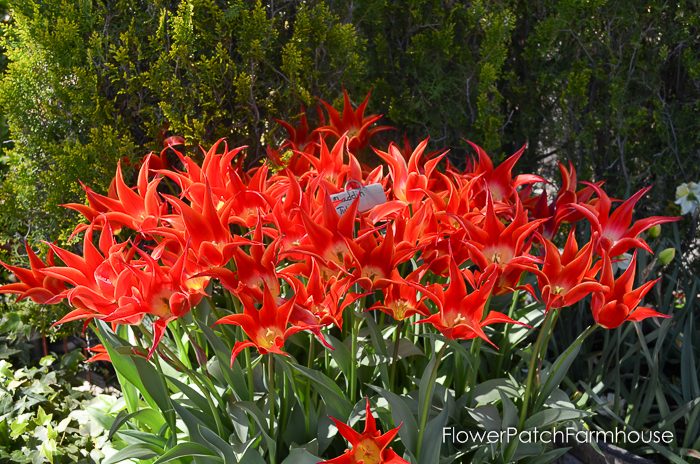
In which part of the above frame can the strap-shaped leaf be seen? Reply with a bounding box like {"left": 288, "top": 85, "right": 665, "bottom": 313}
{"left": 153, "top": 442, "right": 221, "bottom": 464}
{"left": 535, "top": 325, "right": 597, "bottom": 411}
{"left": 102, "top": 443, "right": 162, "bottom": 464}
{"left": 368, "top": 385, "right": 418, "bottom": 455}
{"left": 289, "top": 363, "right": 352, "bottom": 419}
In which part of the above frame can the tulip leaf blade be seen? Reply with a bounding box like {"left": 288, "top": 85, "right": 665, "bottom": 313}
{"left": 153, "top": 442, "right": 221, "bottom": 464}
{"left": 289, "top": 363, "right": 352, "bottom": 419}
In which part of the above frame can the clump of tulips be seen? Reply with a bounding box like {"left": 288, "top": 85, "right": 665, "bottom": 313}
{"left": 0, "top": 92, "right": 678, "bottom": 463}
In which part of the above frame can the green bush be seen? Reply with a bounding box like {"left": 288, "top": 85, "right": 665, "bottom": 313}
{"left": 0, "top": 0, "right": 367, "bottom": 250}
{"left": 346, "top": 0, "right": 699, "bottom": 205}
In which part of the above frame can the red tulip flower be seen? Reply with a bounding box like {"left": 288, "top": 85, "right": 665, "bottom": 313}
{"left": 418, "top": 260, "right": 522, "bottom": 346}
{"left": 320, "top": 398, "right": 408, "bottom": 464}
{"left": 0, "top": 244, "right": 65, "bottom": 304}
{"left": 317, "top": 90, "right": 393, "bottom": 152}
{"left": 535, "top": 231, "right": 607, "bottom": 311}
{"left": 288, "top": 192, "right": 361, "bottom": 272}
{"left": 569, "top": 185, "right": 679, "bottom": 257}
{"left": 215, "top": 286, "right": 311, "bottom": 364}
{"left": 373, "top": 138, "right": 446, "bottom": 204}
{"left": 466, "top": 141, "right": 544, "bottom": 203}
{"left": 591, "top": 253, "right": 670, "bottom": 328}
{"left": 460, "top": 197, "right": 545, "bottom": 294}
{"left": 297, "top": 135, "right": 363, "bottom": 189}
{"left": 369, "top": 270, "right": 430, "bottom": 321}
{"left": 286, "top": 259, "right": 363, "bottom": 330}
{"left": 65, "top": 157, "right": 164, "bottom": 234}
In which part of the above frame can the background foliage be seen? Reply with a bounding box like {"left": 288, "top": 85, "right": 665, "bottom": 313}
{"left": 0, "top": 0, "right": 697, "bottom": 249}
{"left": 0, "top": 0, "right": 365, "bottom": 248}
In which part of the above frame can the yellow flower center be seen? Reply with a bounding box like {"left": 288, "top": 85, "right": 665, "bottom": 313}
{"left": 327, "top": 242, "right": 349, "bottom": 266}
{"left": 185, "top": 276, "right": 208, "bottom": 292}
{"left": 485, "top": 246, "right": 513, "bottom": 266}
{"left": 446, "top": 312, "right": 466, "bottom": 326}
{"left": 390, "top": 300, "right": 411, "bottom": 321}
{"left": 150, "top": 291, "right": 173, "bottom": 318}
{"left": 362, "top": 266, "right": 385, "bottom": 283}
{"left": 353, "top": 438, "right": 381, "bottom": 464}
{"left": 257, "top": 327, "right": 283, "bottom": 350}
{"left": 551, "top": 285, "right": 565, "bottom": 295}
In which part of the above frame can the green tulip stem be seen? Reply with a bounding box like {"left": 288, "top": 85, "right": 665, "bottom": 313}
{"left": 390, "top": 319, "right": 405, "bottom": 391}
{"left": 519, "top": 309, "right": 558, "bottom": 428}
{"left": 416, "top": 342, "right": 447, "bottom": 459}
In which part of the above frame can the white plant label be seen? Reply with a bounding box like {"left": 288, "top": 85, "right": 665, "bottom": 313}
{"left": 330, "top": 183, "right": 387, "bottom": 215}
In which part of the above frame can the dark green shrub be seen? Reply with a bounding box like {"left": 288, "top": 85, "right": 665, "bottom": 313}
{"left": 341, "top": 0, "right": 699, "bottom": 208}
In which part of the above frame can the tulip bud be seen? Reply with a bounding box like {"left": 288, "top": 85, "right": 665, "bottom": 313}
{"left": 658, "top": 248, "right": 676, "bottom": 266}
{"left": 647, "top": 224, "right": 661, "bottom": 239}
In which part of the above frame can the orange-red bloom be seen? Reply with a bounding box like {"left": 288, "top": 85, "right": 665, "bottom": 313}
{"left": 64, "top": 157, "right": 165, "bottom": 234}
{"left": 38, "top": 227, "right": 207, "bottom": 357}
{"left": 317, "top": 90, "right": 392, "bottom": 152}
{"left": 465, "top": 141, "right": 543, "bottom": 203}
{"left": 373, "top": 138, "right": 446, "bottom": 204}
{"left": 0, "top": 244, "right": 65, "bottom": 304}
{"left": 286, "top": 259, "right": 363, "bottom": 330}
{"left": 320, "top": 398, "right": 408, "bottom": 464}
{"left": 215, "top": 286, "right": 311, "bottom": 364}
{"left": 418, "top": 260, "right": 522, "bottom": 346}
{"left": 286, "top": 192, "right": 361, "bottom": 273}
{"left": 570, "top": 185, "right": 679, "bottom": 257}
{"left": 369, "top": 270, "right": 430, "bottom": 321}
{"left": 534, "top": 231, "right": 606, "bottom": 311}
{"left": 591, "top": 253, "right": 669, "bottom": 328}
{"left": 460, "top": 197, "right": 544, "bottom": 294}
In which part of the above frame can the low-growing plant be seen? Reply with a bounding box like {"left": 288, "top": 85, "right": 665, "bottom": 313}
{"left": 0, "top": 352, "right": 125, "bottom": 463}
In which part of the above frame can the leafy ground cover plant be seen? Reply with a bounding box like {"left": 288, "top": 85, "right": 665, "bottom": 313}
{"left": 0, "top": 94, "right": 681, "bottom": 463}
{"left": 0, "top": 351, "right": 125, "bottom": 463}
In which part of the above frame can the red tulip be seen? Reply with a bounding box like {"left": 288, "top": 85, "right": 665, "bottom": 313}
{"left": 0, "top": 244, "right": 66, "bottom": 304}
{"left": 320, "top": 397, "right": 408, "bottom": 464}
{"left": 591, "top": 253, "right": 669, "bottom": 328}
{"left": 466, "top": 141, "right": 544, "bottom": 203}
{"left": 162, "top": 182, "right": 250, "bottom": 268}
{"left": 354, "top": 226, "right": 415, "bottom": 290}
{"left": 418, "top": 260, "right": 522, "bottom": 346}
{"left": 373, "top": 138, "right": 446, "bottom": 204}
{"left": 460, "top": 196, "right": 544, "bottom": 294}
{"left": 286, "top": 192, "right": 361, "bottom": 273}
{"left": 534, "top": 231, "right": 607, "bottom": 310}
{"left": 317, "top": 90, "right": 393, "bottom": 152}
{"left": 569, "top": 185, "right": 679, "bottom": 257}
{"left": 64, "top": 156, "right": 165, "bottom": 234}
{"left": 215, "top": 286, "right": 311, "bottom": 364}
{"left": 369, "top": 270, "right": 430, "bottom": 321}
{"left": 40, "top": 227, "right": 207, "bottom": 357}
{"left": 297, "top": 135, "right": 364, "bottom": 190}
{"left": 286, "top": 259, "right": 365, "bottom": 330}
